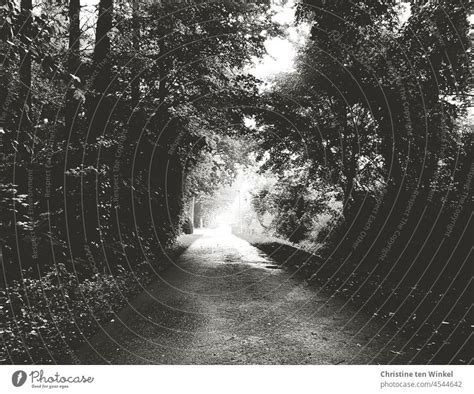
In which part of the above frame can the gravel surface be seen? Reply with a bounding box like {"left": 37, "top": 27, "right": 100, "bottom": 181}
{"left": 78, "top": 229, "right": 416, "bottom": 364}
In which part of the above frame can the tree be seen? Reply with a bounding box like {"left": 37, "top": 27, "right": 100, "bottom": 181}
{"left": 65, "top": 0, "right": 82, "bottom": 136}
{"left": 0, "top": 0, "right": 278, "bottom": 274}
{"left": 252, "top": 0, "right": 469, "bottom": 219}
{"left": 130, "top": 0, "right": 140, "bottom": 108}
{"left": 19, "top": 0, "right": 32, "bottom": 113}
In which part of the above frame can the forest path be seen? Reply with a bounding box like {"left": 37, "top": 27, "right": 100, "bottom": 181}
{"left": 78, "top": 228, "right": 413, "bottom": 364}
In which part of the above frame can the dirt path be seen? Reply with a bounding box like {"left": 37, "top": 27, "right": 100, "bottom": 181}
{"left": 78, "top": 229, "right": 416, "bottom": 364}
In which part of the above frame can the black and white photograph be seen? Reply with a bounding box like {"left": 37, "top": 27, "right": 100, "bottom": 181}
{"left": 0, "top": 0, "right": 472, "bottom": 391}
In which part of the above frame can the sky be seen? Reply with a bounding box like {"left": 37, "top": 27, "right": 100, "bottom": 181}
{"left": 78, "top": 0, "right": 302, "bottom": 80}
{"left": 250, "top": 0, "right": 307, "bottom": 79}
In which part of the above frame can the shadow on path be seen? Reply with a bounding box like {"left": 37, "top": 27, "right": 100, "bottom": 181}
{"left": 78, "top": 228, "right": 417, "bottom": 364}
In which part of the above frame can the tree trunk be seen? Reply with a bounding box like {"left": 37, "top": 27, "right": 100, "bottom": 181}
{"left": 131, "top": 0, "right": 140, "bottom": 108}
{"left": 0, "top": 42, "right": 9, "bottom": 130}
{"left": 68, "top": 0, "right": 81, "bottom": 73}
{"left": 126, "top": 0, "right": 144, "bottom": 148}
{"left": 88, "top": 0, "right": 113, "bottom": 142}
{"left": 65, "top": 0, "right": 81, "bottom": 136}
{"left": 19, "top": 0, "right": 32, "bottom": 117}
{"left": 83, "top": 0, "right": 114, "bottom": 255}
{"left": 92, "top": 0, "right": 113, "bottom": 93}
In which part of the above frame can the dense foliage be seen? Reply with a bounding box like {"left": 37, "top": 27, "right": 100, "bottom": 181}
{"left": 251, "top": 0, "right": 471, "bottom": 263}
{"left": 246, "top": 0, "right": 471, "bottom": 363}
{"left": 0, "top": 0, "right": 471, "bottom": 364}
{"left": 0, "top": 0, "right": 276, "bottom": 363}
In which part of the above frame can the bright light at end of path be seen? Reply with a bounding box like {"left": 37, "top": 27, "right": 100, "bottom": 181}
{"left": 215, "top": 214, "right": 233, "bottom": 232}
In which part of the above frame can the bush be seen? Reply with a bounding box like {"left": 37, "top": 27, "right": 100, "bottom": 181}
{"left": 0, "top": 233, "right": 200, "bottom": 364}
{"left": 0, "top": 263, "right": 151, "bottom": 364}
